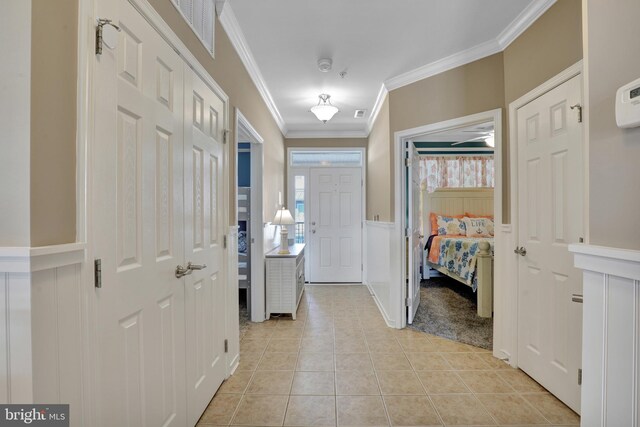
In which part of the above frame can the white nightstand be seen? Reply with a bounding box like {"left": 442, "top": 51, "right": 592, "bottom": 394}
{"left": 265, "top": 243, "right": 305, "bottom": 319}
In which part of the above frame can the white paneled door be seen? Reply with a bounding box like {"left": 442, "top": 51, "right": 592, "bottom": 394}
{"left": 92, "top": 0, "right": 226, "bottom": 425}
{"left": 407, "top": 144, "right": 422, "bottom": 324}
{"left": 183, "top": 67, "right": 227, "bottom": 427}
{"left": 308, "top": 167, "right": 362, "bottom": 283}
{"left": 516, "top": 74, "right": 584, "bottom": 413}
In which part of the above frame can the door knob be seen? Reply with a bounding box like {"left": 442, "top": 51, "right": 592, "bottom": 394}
{"left": 514, "top": 246, "right": 527, "bottom": 256}
{"left": 312, "top": 230, "right": 316, "bottom": 234}
{"left": 311, "top": 222, "right": 316, "bottom": 226}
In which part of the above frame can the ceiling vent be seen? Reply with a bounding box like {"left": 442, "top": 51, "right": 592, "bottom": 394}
{"left": 354, "top": 109, "right": 367, "bottom": 119}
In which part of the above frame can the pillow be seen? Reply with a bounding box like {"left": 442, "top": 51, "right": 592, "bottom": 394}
{"left": 430, "top": 212, "right": 464, "bottom": 235}
{"left": 462, "top": 217, "right": 494, "bottom": 237}
{"left": 436, "top": 215, "right": 467, "bottom": 236}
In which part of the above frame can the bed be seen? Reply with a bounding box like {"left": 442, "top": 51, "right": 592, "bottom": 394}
{"left": 422, "top": 188, "right": 494, "bottom": 318}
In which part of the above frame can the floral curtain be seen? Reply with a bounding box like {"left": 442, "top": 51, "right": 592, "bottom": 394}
{"left": 420, "top": 156, "right": 494, "bottom": 193}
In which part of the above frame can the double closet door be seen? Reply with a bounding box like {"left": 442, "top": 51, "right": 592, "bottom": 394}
{"left": 92, "top": 0, "right": 227, "bottom": 425}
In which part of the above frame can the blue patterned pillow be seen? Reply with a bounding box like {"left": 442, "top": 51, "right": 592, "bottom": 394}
{"left": 436, "top": 215, "right": 467, "bottom": 236}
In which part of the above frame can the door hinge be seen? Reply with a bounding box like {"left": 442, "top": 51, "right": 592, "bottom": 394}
{"left": 94, "top": 259, "right": 102, "bottom": 288}
{"left": 405, "top": 297, "right": 411, "bottom": 307}
{"left": 361, "top": 264, "right": 363, "bottom": 272}
{"left": 224, "top": 339, "right": 228, "bottom": 353}
{"left": 223, "top": 235, "right": 227, "bottom": 249}
{"left": 578, "top": 368, "right": 582, "bottom": 385}
{"left": 570, "top": 104, "right": 583, "bottom": 123}
{"left": 223, "top": 129, "right": 229, "bottom": 144}
{"left": 405, "top": 227, "right": 410, "bottom": 237}
{"left": 405, "top": 158, "right": 410, "bottom": 167}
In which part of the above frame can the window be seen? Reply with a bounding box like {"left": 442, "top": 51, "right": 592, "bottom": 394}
{"left": 171, "top": 0, "right": 215, "bottom": 56}
{"left": 290, "top": 151, "right": 362, "bottom": 167}
{"left": 294, "top": 175, "right": 305, "bottom": 243}
{"left": 420, "top": 156, "right": 494, "bottom": 193}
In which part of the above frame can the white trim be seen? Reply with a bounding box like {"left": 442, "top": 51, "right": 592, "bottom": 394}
{"left": 508, "top": 60, "right": 584, "bottom": 369}
{"left": 366, "top": 84, "right": 389, "bottom": 134}
{"left": 235, "top": 109, "right": 267, "bottom": 323}
{"left": 285, "top": 130, "right": 369, "bottom": 139}
{"left": 496, "top": 0, "right": 557, "bottom": 49}
{"left": 416, "top": 147, "right": 494, "bottom": 153}
{"left": 569, "top": 244, "right": 640, "bottom": 281}
{"left": 0, "top": 243, "right": 86, "bottom": 273}
{"left": 394, "top": 108, "right": 503, "bottom": 332}
{"left": 219, "top": 5, "right": 287, "bottom": 135}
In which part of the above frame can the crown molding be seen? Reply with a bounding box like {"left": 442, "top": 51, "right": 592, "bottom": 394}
{"left": 366, "top": 84, "right": 389, "bottom": 134}
{"left": 285, "top": 129, "right": 369, "bottom": 139}
{"left": 219, "top": 5, "right": 287, "bottom": 135}
{"left": 497, "top": 0, "right": 556, "bottom": 49}
{"left": 383, "top": 0, "right": 556, "bottom": 92}
{"left": 384, "top": 38, "right": 501, "bottom": 91}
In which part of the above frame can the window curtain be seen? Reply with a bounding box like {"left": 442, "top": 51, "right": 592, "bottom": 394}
{"left": 419, "top": 156, "right": 494, "bottom": 193}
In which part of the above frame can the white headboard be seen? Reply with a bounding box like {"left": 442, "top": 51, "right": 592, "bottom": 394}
{"left": 424, "top": 188, "right": 494, "bottom": 230}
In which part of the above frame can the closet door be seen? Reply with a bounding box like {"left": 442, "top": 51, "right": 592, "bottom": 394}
{"left": 92, "top": 0, "right": 187, "bottom": 425}
{"left": 183, "top": 67, "right": 227, "bottom": 426}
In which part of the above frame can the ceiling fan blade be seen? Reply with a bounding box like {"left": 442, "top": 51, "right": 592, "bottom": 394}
{"left": 452, "top": 136, "right": 485, "bottom": 145}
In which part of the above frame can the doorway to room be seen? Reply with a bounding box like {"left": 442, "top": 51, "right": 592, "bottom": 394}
{"left": 287, "top": 148, "right": 366, "bottom": 283}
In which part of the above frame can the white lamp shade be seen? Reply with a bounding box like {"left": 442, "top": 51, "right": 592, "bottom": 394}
{"left": 311, "top": 104, "right": 339, "bottom": 123}
{"left": 273, "top": 207, "right": 295, "bottom": 225}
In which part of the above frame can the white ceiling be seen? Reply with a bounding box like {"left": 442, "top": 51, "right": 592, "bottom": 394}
{"left": 222, "top": 0, "right": 555, "bottom": 138}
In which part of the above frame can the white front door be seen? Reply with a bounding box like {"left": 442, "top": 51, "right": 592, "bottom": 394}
{"left": 517, "top": 74, "right": 584, "bottom": 413}
{"left": 183, "top": 68, "right": 227, "bottom": 426}
{"left": 407, "top": 144, "right": 422, "bottom": 324}
{"left": 308, "top": 167, "right": 362, "bottom": 283}
{"left": 92, "top": 0, "right": 227, "bottom": 425}
{"left": 92, "top": 0, "right": 187, "bottom": 425}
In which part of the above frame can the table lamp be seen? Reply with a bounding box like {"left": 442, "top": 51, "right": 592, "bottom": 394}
{"left": 273, "top": 207, "right": 295, "bottom": 254}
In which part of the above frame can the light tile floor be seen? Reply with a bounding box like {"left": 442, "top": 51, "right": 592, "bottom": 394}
{"left": 198, "top": 285, "right": 580, "bottom": 426}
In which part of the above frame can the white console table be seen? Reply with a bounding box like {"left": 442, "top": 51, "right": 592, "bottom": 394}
{"left": 266, "top": 243, "right": 305, "bottom": 319}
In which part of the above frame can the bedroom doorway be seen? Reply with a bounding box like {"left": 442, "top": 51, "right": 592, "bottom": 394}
{"left": 395, "top": 109, "right": 503, "bottom": 347}
{"left": 234, "top": 110, "right": 265, "bottom": 326}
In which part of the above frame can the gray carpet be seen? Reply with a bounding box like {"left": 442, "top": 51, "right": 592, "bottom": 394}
{"left": 239, "top": 290, "right": 250, "bottom": 339}
{"left": 409, "top": 276, "right": 493, "bottom": 350}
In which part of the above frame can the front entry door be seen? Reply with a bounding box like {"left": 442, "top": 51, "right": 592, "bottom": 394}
{"left": 308, "top": 167, "right": 362, "bottom": 283}
{"left": 516, "top": 74, "right": 584, "bottom": 413}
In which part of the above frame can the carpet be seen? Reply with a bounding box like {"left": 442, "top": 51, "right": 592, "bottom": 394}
{"left": 409, "top": 276, "right": 493, "bottom": 350}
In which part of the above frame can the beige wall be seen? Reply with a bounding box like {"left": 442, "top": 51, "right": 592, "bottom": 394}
{"left": 585, "top": 0, "right": 640, "bottom": 250}
{"left": 366, "top": 98, "right": 391, "bottom": 221}
{"left": 146, "top": 2, "right": 286, "bottom": 226}
{"left": 0, "top": 0, "right": 32, "bottom": 246}
{"left": 503, "top": 0, "right": 582, "bottom": 222}
{"left": 30, "top": 0, "right": 78, "bottom": 246}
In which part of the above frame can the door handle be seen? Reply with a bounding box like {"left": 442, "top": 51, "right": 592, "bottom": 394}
{"left": 514, "top": 246, "right": 527, "bottom": 256}
{"left": 311, "top": 222, "right": 316, "bottom": 226}
{"left": 571, "top": 294, "right": 583, "bottom": 303}
{"left": 175, "top": 264, "right": 193, "bottom": 278}
{"left": 175, "top": 262, "right": 207, "bottom": 278}
{"left": 187, "top": 262, "right": 206, "bottom": 270}
{"left": 311, "top": 230, "right": 316, "bottom": 234}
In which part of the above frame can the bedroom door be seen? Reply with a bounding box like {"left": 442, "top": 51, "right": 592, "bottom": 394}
{"left": 308, "top": 167, "right": 362, "bottom": 282}
{"left": 407, "top": 143, "right": 422, "bottom": 324}
{"left": 516, "top": 74, "right": 584, "bottom": 413}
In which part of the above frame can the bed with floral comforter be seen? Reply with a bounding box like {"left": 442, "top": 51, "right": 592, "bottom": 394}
{"left": 428, "top": 237, "right": 494, "bottom": 291}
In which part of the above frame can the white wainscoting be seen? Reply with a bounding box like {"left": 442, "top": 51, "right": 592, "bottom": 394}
{"left": 569, "top": 244, "right": 640, "bottom": 427}
{"left": 364, "top": 221, "right": 400, "bottom": 328}
{"left": 0, "top": 244, "right": 86, "bottom": 425}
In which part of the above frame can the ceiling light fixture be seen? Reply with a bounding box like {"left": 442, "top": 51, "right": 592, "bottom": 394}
{"left": 317, "top": 58, "right": 332, "bottom": 72}
{"left": 310, "top": 94, "right": 339, "bottom": 123}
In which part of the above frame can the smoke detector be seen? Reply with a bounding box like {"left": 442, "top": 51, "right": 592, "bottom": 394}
{"left": 317, "top": 58, "right": 332, "bottom": 73}
{"left": 354, "top": 109, "right": 367, "bottom": 119}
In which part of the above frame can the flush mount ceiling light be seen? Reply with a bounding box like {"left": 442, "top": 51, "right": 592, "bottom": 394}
{"left": 310, "top": 94, "right": 339, "bottom": 123}
{"left": 317, "top": 58, "right": 332, "bottom": 72}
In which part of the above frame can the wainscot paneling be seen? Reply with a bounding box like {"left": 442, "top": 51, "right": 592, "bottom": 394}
{"left": 364, "top": 221, "right": 399, "bottom": 328}
{"left": 570, "top": 244, "right": 640, "bottom": 427}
